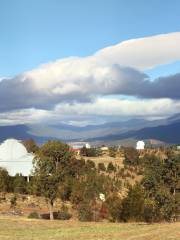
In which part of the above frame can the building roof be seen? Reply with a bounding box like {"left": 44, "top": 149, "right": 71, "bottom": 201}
{"left": 0, "top": 139, "right": 34, "bottom": 176}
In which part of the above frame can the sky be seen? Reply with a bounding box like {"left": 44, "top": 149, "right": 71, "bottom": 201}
{"left": 0, "top": 0, "right": 180, "bottom": 126}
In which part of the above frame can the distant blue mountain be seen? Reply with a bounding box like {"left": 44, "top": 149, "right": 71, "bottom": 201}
{"left": 0, "top": 113, "right": 180, "bottom": 144}
{"left": 0, "top": 125, "right": 55, "bottom": 144}
{"left": 0, "top": 125, "right": 31, "bottom": 140}
{"left": 86, "top": 121, "right": 180, "bottom": 144}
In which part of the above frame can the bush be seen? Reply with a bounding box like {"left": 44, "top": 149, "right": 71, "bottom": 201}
{"left": 13, "top": 174, "right": 27, "bottom": 194}
{"left": 28, "top": 211, "right": 39, "bottom": 219}
{"left": 57, "top": 204, "right": 72, "bottom": 220}
{"left": 0, "top": 168, "right": 11, "bottom": 192}
{"left": 106, "top": 195, "right": 122, "bottom": 222}
{"left": 57, "top": 211, "right": 72, "bottom": 220}
{"left": 78, "top": 202, "right": 93, "bottom": 222}
{"left": 59, "top": 178, "right": 73, "bottom": 201}
{"left": 40, "top": 213, "right": 51, "bottom": 219}
{"left": 109, "top": 147, "right": 117, "bottom": 158}
{"left": 143, "top": 198, "right": 156, "bottom": 223}
{"left": 80, "top": 147, "right": 100, "bottom": 157}
{"left": 98, "top": 163, "right": 106, "bottom": 172}
{"left": 107, "top": 162, "right": 116, "bottom": 172}
{"left": 85, "top": 160, "right": 96, "bottom": 171}
{"left": 10, "top": 194, "right": 17, "bottom": 208}
{"left": 123, "top": 147, "right": 140, "bottom": 166}
{"left": 99, "top": 204, "right": 108, "bottom": 219}
{"left": 121, "top": 184, "right": 144, "bottom": 222}
{"left": 154, "top": 188, "right": 175, "bottom": 221}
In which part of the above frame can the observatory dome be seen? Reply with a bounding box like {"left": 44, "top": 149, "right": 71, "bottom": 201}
{"left": 136, "top": 140, "right": 145, "bottom": 150}
{"left": 0, "top": 139, "right": 34, "bottom": 176}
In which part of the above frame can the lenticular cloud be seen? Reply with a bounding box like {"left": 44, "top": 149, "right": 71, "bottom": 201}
{"left": 0, "top": 32, "right": 180, "bottom": 112}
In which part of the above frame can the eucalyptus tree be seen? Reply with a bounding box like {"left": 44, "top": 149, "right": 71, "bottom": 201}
{"left": 33, "top": 140, "right": 75, "bottom": 220}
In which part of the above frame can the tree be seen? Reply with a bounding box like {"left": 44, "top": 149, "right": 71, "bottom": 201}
{"left": 58, "top": 176, "right": 73, "bottom": 201}
{"left": 22, "top": 139, "right": 39, "bottom": 153}
{"left": 142, "top": 154, "right": 163, "bottom": 196}
{"left": 33, "top": 140, "right": 75, "bottom": 220}
{"left": 80, "top": 147, "right": 100, "bottom": 157}
{"left": 154, "top": 187, "right": 175, "bottom": 221}
{"left": 109, "top": 146, "right": 117, "bottom": 158}
{"left": 85, "top": 160, "right": 96, "bottom": 171}
{"left": 10, "top": 194, "right": 17, "bottom": 209}
{"left": 106, "top": 194, "right": 122, "bottom": 222}
{"left": 142, "top": 151, "right": 179, "bottom": 221}
{"left": 123, "top": 147, "right": 140, "bottom": 166}
{"left": 0, "top": 168, "right": 11, "bottom": 193}
{"left": 98, "top": 163, "right": 106, "bottom": 172}
{"left": 13, "top": 174, "right": 27, "bottom": 194}
{"left": 121, "top": 184, "right": 144, "bottom": 222}
{"left": 162, "top": 154, "right": 180, "bottom": 197}
{"left": 107, "top": 162, "right": 116, "bottom": 172}
{"left": 78, "top": 201, "right": 94, "bottom": 221}
{"left": 143, "top": 198, "right": 156, "bottom": 223}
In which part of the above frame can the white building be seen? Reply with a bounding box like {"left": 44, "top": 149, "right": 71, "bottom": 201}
{"left": 100, "top": 146, "right": 109, "bottom": 151}
{"left": 69, "top": 142, "right": 91, "bottom": 149}
{"left": 0, "top": 139, "right": 34, "bottom": 176}
{"left": 85, "top": 143, "right": 91, "bottom": 149}
{"left": 136, "top": 140, "right": 145, "bottom": 150}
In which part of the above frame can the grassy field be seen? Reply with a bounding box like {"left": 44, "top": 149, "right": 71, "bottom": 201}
{"left": 0, "top": 216, "right": 179, "bottom": 240}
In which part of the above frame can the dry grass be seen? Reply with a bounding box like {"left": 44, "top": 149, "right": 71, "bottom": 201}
{"left": 82, "top": 155, "right": 124, "bottom": 167}
{"left": 0, "top": 216, "right": 179, "bottom": 240}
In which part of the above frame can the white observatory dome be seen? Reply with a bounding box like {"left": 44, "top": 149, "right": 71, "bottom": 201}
{"left": 0, "top": 139, "right": 28, "bottom": 160}
{"left": 0, "top": 139, "right": 34, "bottom": 176}
{"left": 136, "top": 140, "right": 145, "bottom": 150}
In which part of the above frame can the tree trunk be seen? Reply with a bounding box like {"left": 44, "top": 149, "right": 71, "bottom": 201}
{"left": 173, "top": 187, "right": 176, "bottom": 197}
{"left": 49, "top": 201, "right": 54, "bottom": 220}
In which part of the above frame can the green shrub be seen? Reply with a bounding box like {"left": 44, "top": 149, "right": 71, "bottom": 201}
{"left": 107, "top": 162, "right": 116, "bottom": 172}
{"left": 121, "top": 184, "right": 145, "bottom": 222}
{"left": 57, "top": 211, "right": 72, "bottom": 220}
{"left": 78, "top": 202, "right": 93, "bottom": 222}
{"left": 143, "top": 198, "right": 156, "bottom": 223}
{"left": 10, "top": 194, "right": 17, "bottom": 208}
{"left": 106, "top": 195, "right": 122, "bottom": 222}
{"left": 109, "top": 147, "right": 117, "bottom": 158}
{"left": 0, "top": 168, "right": 11, "bottom": 192}
{"left": 80, "top": 147, "right": 100, "bottom": 157}
{"left": 85, "top": 160, "right": 96, "bottom": 170}
{"left": 28, "top": 211, "right": 39, "bottom": 219}
{"left": 123, "top": 147, "right": 140, "bottom": 166}
{"left": 57, "top": 204, "right": 72, "bottom": 220}
{"left": 98, "top": 163, "right": 106, "bottom": 172}
{"left": 13, "top": 174, "right": 27, "bottom": 194}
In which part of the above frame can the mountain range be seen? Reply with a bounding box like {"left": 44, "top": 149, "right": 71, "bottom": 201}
{"left": 0, "top": 113, "right": 180, "bottom": 145}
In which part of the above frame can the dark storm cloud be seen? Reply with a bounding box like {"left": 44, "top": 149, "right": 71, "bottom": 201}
{"left": 139, "top": 73, "right": 180, "bottom": 99}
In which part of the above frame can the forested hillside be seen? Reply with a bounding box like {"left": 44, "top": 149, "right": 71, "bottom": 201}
{"left": 0, "top": 140, "right": 179, "bottom": 222}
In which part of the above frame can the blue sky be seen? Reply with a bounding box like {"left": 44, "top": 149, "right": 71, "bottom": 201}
{"left": 0, "top": 0, "right": 180, "bottom": 125}
{"left": 0, "top": 0, "right": 180, "bottom": 77}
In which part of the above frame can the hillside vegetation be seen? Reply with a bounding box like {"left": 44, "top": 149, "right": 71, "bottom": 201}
{"left": 0, "top": 140, "right": 179, "bottom": 224}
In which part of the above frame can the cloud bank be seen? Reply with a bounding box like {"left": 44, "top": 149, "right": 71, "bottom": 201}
{"left": 1, "top": 98, "right": 180, "bottom": 125}
{"left": 1, "top": 32, "right": 180, "bottom": 124}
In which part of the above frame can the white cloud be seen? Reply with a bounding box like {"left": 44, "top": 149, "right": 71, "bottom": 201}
{"left": 1, "top": 97, "right": 180, "bottom": 126}
{"left": 23, "top": 32, "right": 180, "bottom": 93}
{"left": 0, "top": 32, "right": 180, "bottom": 123}
{"left": 0, "top": 108, "right": 50, "bottom": 125}
{"left": 95, "top": 32, "right": 180, "bottom": 70}
{"left": 54, "top": 97, "right": 180, "bottom": 118}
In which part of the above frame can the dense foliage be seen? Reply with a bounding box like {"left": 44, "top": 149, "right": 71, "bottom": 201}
{"left": 0, "top": 140, "right": 179, "bottom": 223}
